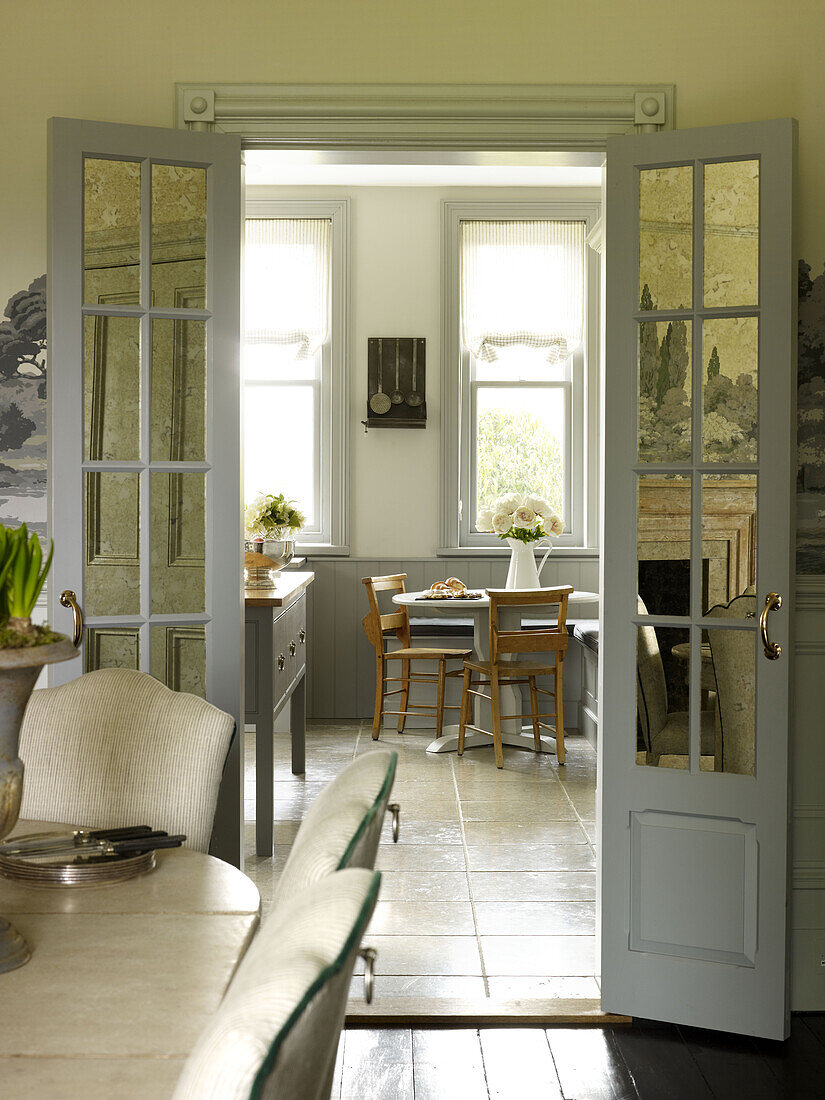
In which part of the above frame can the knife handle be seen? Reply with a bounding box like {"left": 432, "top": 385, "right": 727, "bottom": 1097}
{"left": 110, "top": 834, "right": 186, "bottom": 853}
{"left": 87, "top": 826, "right": 155, "bottom": 842}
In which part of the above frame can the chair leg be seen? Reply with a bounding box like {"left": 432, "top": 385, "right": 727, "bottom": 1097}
{"left": 435, "top": 660, "right": 447, "bottom": 738}
{"left": 397, "top": 658, "right": 411, "bottom": 733}
{"left": 528, "top": 675, "right": 541, "bottom": 750}
{"left": 371, "top": 655, "right": 384, "bottom": 741}
{"left": 555, "top": 661, "right": 566, "bottom": 765}
{"left": 490, "top": 667, "right": 504, "bottom": 769}
{"left": 458, "top": 666, "right": 472, "bottom": 755}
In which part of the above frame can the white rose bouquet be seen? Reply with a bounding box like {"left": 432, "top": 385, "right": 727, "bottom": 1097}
{"left": 475, "top": 493, "right": 564, "bottom": 544}
{"left": 245, "top": 492, "right": 306, "bottom": 540}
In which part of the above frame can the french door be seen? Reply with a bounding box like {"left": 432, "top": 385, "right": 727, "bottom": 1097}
{"left": 601, "top": 119, "right": 796, "bottom": 1038}
{"left": 47, "top": 118, "right": 243, "bottom": 863}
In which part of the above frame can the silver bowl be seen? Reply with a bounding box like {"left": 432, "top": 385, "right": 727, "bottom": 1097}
{"left": 244, "top": 538, "right": 295, "bottom": 571}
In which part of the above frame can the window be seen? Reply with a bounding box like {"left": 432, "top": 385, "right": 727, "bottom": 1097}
{"left": 440, "top": 202, "right": 600, "bottom": 552}
{"left": 243, "top": 200, "right": 349, "bottom": 551}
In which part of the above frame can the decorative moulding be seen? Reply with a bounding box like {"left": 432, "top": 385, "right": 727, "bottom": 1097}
{"left": 174, "top": 83, "right": 675, "bottom": 148}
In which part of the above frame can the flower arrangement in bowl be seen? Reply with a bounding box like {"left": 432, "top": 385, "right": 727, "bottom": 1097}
{"left": 475, "top": 493, "right": 565, "bottom": 589}
{"left": 244, "top": 493, "right": 307, "bottom": 586}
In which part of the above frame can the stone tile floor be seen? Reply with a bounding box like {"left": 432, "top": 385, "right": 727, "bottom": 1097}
{"left": 243, "top": 721, "right": 598, "bottom": 1007}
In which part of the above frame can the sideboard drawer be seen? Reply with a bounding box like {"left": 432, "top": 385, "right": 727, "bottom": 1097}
{"left": 271, "top": 593, "right": 307, "bottom": 709}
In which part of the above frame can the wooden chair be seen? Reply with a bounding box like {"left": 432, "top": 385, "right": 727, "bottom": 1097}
{"left": 458, "top": 586, "right": 573, "bottom": 769}
{"left": 362, "top": 574, "right": 472, "bottom": 741}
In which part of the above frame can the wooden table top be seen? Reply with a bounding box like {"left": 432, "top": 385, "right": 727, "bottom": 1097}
{"left": 0, "top": 819, "right": 260, "bottom": 1099}
{"left": 244, "top": 569, "right": 315, "bottom": 607}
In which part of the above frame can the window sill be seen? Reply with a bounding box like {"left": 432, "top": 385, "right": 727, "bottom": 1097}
{"left": 437, "top": 545, "right": 599, "bottom": 559}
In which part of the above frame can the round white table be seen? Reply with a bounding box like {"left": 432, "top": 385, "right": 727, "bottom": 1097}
{"left": 393, "top": 589, "right": 599, "bottom": 756}
{"left": 0, "top": 819, "right": 260, "bottom": 1099}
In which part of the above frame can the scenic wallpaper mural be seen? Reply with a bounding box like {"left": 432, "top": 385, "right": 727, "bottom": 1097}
{"left": 0, "top": 274, "right": 47, "bottom": 538}
{"left": 798, "top": 260, "right": 825, "bottom": 574}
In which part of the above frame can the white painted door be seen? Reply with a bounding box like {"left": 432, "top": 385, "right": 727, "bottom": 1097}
{"left": 601, "top": 119, "right": 796, "bottom": 1039}
{"left": 47, "top": 118, "right": 243, "bottom": 862}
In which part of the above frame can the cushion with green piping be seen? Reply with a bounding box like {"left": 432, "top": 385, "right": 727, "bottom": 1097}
{"left": 172, "top": 868, "right": 380, "bottom": 1100}
{"left": 274, "top": 749, "right": 396, "bottom": 905}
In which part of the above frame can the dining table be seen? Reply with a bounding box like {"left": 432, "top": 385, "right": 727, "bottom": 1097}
{"left": 393, "top": 587, "right": 599, "bottom": 755}
{"left": 0, "top": 819, "right": 260, "bottom": 1100}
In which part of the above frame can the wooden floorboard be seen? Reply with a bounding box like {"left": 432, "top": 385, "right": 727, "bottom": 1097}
{"left": 609, "top": 1019, "right": 715, "bottom": 1100}
{"left": 546, "top": 1026, "right": 639, "bottom": 1100}
{"left": 677, "top": 1024, "right": 784, "bottom": 1100}
{"left": 336, "top": 1016, "right": 825, "bottom": 1100}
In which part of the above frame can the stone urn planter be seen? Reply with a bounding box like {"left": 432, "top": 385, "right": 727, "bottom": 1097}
{"left": 0, "top": 637, "right": 77, "bottom": 973}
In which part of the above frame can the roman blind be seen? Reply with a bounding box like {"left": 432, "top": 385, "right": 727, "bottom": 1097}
{"left": 460, "top": 219, "right": 585, "bottom": 365}
{"left": 244, "top": 218, "right": 331, "bottom": 359}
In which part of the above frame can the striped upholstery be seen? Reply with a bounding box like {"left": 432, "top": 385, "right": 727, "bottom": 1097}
{"left": 18, "top": 668, "right": 235, "bottom": 853}
{"left": 173, "top": 869, "right": 380, "bottom": 1100}
{"left": 275, "top": 749, "right": 396, "bottom": 905}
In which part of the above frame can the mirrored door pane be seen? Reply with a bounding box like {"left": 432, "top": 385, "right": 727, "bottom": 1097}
{"left": 84, "top": 471, "right": 140, "bottom": 616}
{"left": 151, "top": 319, "right": 206, "bottom": 460}
{"left": 638, "top": 474, "right": 692, "bottom": 619}
{"left": 702, "top": 317, "right": 758, "bottom": 463}
{"left": 84, "top": 158, "right": 140, "bottom": 302}
{"left": 705, "top": 618, "right": 757, "bottom": 776}
{"left": 151, "top": 624, "right": 206, "bottom": 697}
{"left": 85, "top": 626, "right": 140, "bottom": 673}
{"left": 151, "top": 164, "right": 206, "bottom": 308}
{"left": 151, "top": 472, "right": 205, "bottom": 615}
{"left": 83, "top": 315, "right": 140, "bottom": 460}
{"left": 638, "top": 320, "right": 692, "bottom": 462}
{"left": 704, "top": 159, "right": 759, "bottom": 308}
{"left": 637, "top": 624, "right": 692, "bottom": 767}
{"left": 639, "top": 165, "right": 693, "bottom": 311}
{"left": 702, "top": 474, "right": 757, "bottom": 614}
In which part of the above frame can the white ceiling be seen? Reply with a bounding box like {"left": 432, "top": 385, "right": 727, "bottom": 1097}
{"left": 244, "top": 150, "right": 604, "bottom": 188}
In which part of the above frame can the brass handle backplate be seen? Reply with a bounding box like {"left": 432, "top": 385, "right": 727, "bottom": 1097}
{"left": 277, "top": 654, "right": 285, "bottom": 671}
{"left": 759, "top": 592, "right": 782, "bottom": 661}
{"left": 289, "top": 640, "right": 297, "bottom": 656}
{"left": 59, "top": 589, "right": 84, "bottom": 648}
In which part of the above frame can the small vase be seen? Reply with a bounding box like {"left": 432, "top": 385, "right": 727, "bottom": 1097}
{"left": 505, "top": 538, "right": 552, "bottom": 589}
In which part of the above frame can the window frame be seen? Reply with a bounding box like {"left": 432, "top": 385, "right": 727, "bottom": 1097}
{"left": 244, "top": 196, "right": 350, "bottom": 553}
{"left": 440, "top": 197, "right": 602, "bottom": 555}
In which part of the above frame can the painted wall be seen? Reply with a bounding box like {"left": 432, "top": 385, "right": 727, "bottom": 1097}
{"left": 2, "top": 0, "right": 825, "bottom": 1009}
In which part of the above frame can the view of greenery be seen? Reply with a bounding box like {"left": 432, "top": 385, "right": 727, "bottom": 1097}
{"left": 476, "top": 406, "right": 563, "bottom": 515}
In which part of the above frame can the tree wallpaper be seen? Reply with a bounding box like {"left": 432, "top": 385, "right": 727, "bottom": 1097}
{"left": 0, "top": 274, "right": 47, "bottom": 537}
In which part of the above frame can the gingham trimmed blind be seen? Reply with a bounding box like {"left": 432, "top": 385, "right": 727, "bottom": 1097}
{"left": 459, "top": 219, "right": 585, "bottom": 365}
{"left": 244, "top": 218, "right": 331, "bottom": 360}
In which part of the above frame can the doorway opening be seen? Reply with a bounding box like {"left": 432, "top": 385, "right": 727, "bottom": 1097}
{"left": 240, "top": 147, "right": 608, "bottom": 1021}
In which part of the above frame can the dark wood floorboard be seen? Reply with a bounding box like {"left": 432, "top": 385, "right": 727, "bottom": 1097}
{"left": 546, "top": 1026, "right": 638, "bottom": 1100}
{"left": 752, "top": 1016, "right": 825, "bottom": 1096}
{"left": 594, "top": 1020, "right": 714, "bottom": 1100}
{"left": 336, "top": 1016, "right": 825, "bottom": 1100}
{"left": 678, "top": 1025, "right": 785, "bottom": 1100}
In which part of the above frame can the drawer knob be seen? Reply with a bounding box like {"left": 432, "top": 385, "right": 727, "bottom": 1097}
{"left": 299, "top": 629, "right": 306, "bottom": 644}
{"left": 277, "top": 654, "right": 285, "bottom": 671}
{"left": 289, "top": 640, "right": 297, "bottom": 656}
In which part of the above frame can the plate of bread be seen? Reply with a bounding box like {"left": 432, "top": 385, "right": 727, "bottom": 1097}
{"left": 418, "top": 577, "right": 483, "bottom": 600}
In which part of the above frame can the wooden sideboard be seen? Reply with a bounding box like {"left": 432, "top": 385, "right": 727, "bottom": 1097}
{"left": 245, "top": 571, "right": 314, "bottom": 857}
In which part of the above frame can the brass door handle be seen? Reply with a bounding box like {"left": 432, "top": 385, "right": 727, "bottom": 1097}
{"left": 59, "top": 590, "right": 83, "bottom": 648}
{"left": 289, "top": 640, "right": 297, "bottom": 656}
{"left": 277, "top": 654, "right": 285, "bottom": 671}
{"left": 299, "top": 628, "right": 306, "bottom": 644}
{"left": 759, "top": 592, "right": 782, "bottom": 661}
